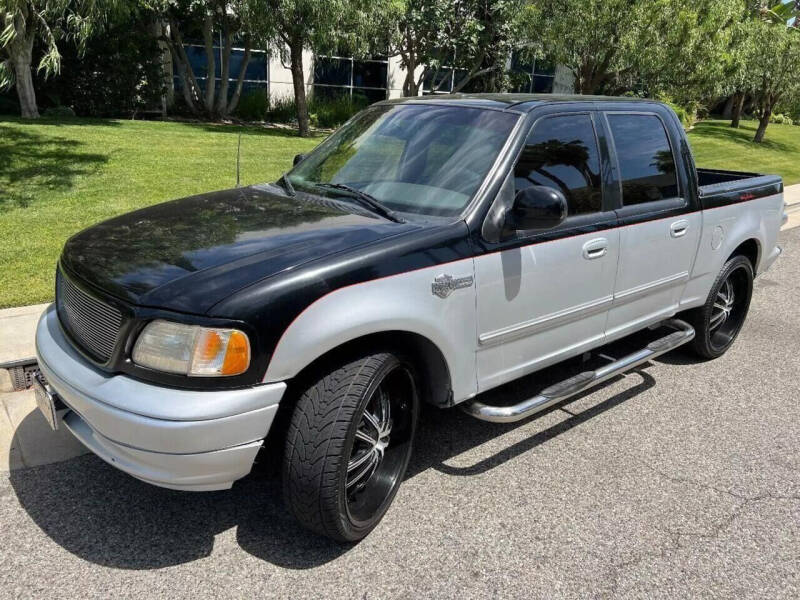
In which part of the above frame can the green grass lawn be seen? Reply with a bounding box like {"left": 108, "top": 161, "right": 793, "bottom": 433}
{"left": 0, "top": 115, "right": 798, "bottom": 308}
{"left": 0, "top": 117, "right": 322, "bottom": 308}
{"left": 688, "top": 119, "right": 800, "bottom": 182}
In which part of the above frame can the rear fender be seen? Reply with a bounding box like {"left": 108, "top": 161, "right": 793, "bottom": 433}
{"left": 680, "top": 192, "right": 782, "bottom": 309}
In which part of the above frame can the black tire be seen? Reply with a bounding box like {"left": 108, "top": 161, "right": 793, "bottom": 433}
{"left": 685, "top": 254, "right": 754, "bottom": 360}
{"left": 282, "top": 351, "right": 419, "bottom": 542}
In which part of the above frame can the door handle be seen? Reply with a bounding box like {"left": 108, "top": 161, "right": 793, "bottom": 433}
{"left": 582, "top": 238, "right": 608, "bottom": 260}
{"left": 670, "top": 220, "right": 689, "bottom": 238}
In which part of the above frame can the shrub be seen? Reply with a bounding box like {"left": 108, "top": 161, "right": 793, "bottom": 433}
{"left": 235, "top": 89, "right": 269, "bottom": 121}
{"left": 309, "top": 94, "right": 369, "bottom": 128}
{"left": 777, "top": 97, "right": 800, "bottom": 123}
{"left": 769, "top": 113, "right": 793, "bottom": 125}
{"left": 265, "top": 93, "right": 369, "bottom": 128}
{"left": 35, "top": 15, "right": 165, "bottom": 118}
{"left": 266, "top": 95, "right": 297, "bottom": 123}
{"left": 42, "top": 106, "right": 77, "bottom": 118}
{"left": 655, "top": 95, "right": 699, "bottom": 130}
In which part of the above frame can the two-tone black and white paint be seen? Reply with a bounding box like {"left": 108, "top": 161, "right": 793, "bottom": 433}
{"left": 36, "top": 94, "right": 786, "bottom": 539}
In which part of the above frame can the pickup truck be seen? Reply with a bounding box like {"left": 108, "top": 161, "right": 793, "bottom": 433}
{"left": 35, "top": 94, "right": 787, "bottom": 542}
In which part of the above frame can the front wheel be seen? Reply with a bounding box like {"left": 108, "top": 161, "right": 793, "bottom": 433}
{"left": 685, "top": 254, "right": 754, "bottom": 359}
{"left": 282, "top": 351, "right": 419, "bottom": 542}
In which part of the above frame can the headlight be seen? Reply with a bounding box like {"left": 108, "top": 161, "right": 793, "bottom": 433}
{"left": 132, "top": 320, "right": 251, "bottom": 377}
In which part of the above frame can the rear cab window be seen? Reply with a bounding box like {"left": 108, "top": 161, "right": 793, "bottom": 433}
{"left": 606, "top": 113, "right": 680, "bottom": 206}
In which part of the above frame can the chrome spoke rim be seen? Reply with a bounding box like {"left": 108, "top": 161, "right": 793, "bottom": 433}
{"left": 710, "top": 279, "right": 735, "bottom": 332}
{"left": 346, "top": 389, "right": 393, "bottom": 494}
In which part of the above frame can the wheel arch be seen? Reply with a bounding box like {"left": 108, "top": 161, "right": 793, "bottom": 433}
{"left": 283, "top": 330, "right": 453, "bottom": 408}
{"left": 728, "top": 237, "right": 761, "bottom": 273}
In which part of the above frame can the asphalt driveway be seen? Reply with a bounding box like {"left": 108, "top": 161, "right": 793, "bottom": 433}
{"left": 1, "top": 228, "right": 799, "bottom": 599}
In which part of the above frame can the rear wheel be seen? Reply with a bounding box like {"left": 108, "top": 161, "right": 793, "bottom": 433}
{"left": 686, "top": 255, "right": 753, "bottom": 359}
{"left": 282, "top": 351, "right": 419, "bottom": 542}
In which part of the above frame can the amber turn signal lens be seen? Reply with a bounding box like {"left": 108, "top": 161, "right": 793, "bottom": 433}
{"left": 221, "top": 330, "right": 250, "bottom": 376}
{"left": 196, "top": 330, "right": 223, "bottom": 361}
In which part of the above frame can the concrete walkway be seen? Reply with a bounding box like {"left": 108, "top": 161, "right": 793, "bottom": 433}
{"left": 1, "top": 390, "right": 87, "bottom": 471}
{"left": 785, "top": 182, "right": 800, "bottom": 207}
{"left": 0, "top": 305, "right": 88, "bottom": 470}
{"left": 785, "top": 183, "right": 800, "bottom": 230}
{"left": 0, "top": 303, "right": 48, "bottom": 366}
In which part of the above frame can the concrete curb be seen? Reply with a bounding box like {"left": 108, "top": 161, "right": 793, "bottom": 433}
{"left": 784, "top": 183, "right": 800, "bottom": 207}
{"left": 0, "top": 303, "right": 47, "bottom": 392}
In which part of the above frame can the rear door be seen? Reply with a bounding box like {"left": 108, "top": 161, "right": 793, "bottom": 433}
{"left": 603, "top": 111, "right": 701, "bottom": 341}
{"left": 474, "top": 110, "right": 620, "bottom": 392}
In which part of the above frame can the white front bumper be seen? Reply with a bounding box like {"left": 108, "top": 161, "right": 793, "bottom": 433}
{"left": 35, "top": 305, "right": 287, "bottom": 491}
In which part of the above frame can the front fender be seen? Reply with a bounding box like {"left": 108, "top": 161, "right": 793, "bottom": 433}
{"left": 263, "top": 258, "right": 479, "bottom": 403}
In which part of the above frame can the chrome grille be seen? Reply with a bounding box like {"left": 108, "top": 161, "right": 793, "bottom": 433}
{"left": 56, "top": 270, "right": 123, "bottom": 361}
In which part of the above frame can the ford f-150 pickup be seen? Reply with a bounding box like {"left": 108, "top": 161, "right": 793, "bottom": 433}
{"left": 34, "top": 94, "right": 787, "bottom": 542}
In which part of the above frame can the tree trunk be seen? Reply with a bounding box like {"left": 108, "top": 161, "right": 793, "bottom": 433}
{"left": 8, "top": 10, "right": 39, "bottom": 118}
{"left": 154, "top": 20, "right": 174, "bottom": 115}
{"left": 216, "top": 28, "right": 233, "bottom": 116}
{"left": 579, "top": 78, "right": 596, "bottom": 95}
{"left": 402, "top": 53, "right": 418, "bottom": 97}
{"left": 226, "top": 39, "right": 251, "bottom": 116}
{"left": 731, "top": 92, "right": 745, "bottom": 128}
{"left": 754, "top": 108, "right": 771, "bottom": 143}
{"left": 202, "top": 13, "right": 216, "bottom": 116}
{"left": 168, "top": 20, "right": 203, "bottom": 114}
{"left": 576, "top": 61, "right": 596, "bottom": 94}
{"left": 165, "top": 40, "right": 200, "bottom": 115}
{"left": 722, "top": 95, "right": 734, "bottom": 119}
{"left": 289, "top": 42, "right": 310, "bottom": 137}
{"left": 12, "top": 39, "right": 38, "bottom": 118}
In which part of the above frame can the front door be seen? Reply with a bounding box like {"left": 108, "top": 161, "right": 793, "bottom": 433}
{"left": 475, "top": 111, "right": 620, "bottom": 393}
{"left": 602, "top": 111, "right": 701, "bottom": 341}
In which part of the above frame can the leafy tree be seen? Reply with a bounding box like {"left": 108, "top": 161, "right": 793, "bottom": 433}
{"left": 743, "top": 17, "right": 800, "bottom": 142}
{"left": 387, "top": 0, "right": 450, "bottom": 96}
{"left": 518, "top": 0, "right": 737, "bottom": 100}
{"left": 389, "top": 0, "right": 523, "bottom": 97}
{"left": 723, "top": 2, "right": 800, "bottom": 129}
{"left": 0, "top": 0, "right": 127, "bottom": 118}
{"left": 452, "top": 0, "right": 523, "bottom": 93}
{"left": 247, "top": 0, "right": 385, "bottom": 137}
{"left": 153, "top": 0, "right": 259, "bottom": 118}
{"left": 725, "top": 17, "right": 755, "bottom": 129}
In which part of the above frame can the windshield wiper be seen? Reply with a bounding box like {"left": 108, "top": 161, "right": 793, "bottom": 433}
{"left": 314, "top": 183, "right": 405, "bottom": 223}
{"left": 278, "top": 172, "right": 296, "bottom": 197}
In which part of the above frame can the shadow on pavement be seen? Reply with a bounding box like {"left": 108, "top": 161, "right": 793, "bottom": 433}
{"left": 8, "top": 430, "right": 350, "bottom": 570}
{"left": 7, "top": 332, "right": 670, "bottom": 570}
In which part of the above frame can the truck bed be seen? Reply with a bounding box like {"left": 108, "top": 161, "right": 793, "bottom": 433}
{"left": 696, "top": 168, "right": 783, "bottom": 210}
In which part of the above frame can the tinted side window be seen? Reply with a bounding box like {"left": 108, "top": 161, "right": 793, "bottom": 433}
{"left": 608, "top": 114, "right": 679, "bottom": 205}
{"left": 514, "top": 114, "right": 602, "bottom": 215}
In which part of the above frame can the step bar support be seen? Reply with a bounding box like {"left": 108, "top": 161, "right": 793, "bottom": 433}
{"left": 461, "top": 319, "right": 695, "bottom": 424}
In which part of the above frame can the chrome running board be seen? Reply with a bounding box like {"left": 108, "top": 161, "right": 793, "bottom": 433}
{"left": 461, "top": 319, "right": 695, "bottom": 423}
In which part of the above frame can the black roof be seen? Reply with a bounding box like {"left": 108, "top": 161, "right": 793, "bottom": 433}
{"left": 376, "top": 93, "right": 665, "bottom": 113}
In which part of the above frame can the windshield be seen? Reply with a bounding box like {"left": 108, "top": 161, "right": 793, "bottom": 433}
{"left": 288, "top": 104, "right": 519, "bottom": 217}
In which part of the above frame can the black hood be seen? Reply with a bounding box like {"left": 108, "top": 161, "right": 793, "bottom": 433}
{"left": 61, "top": 184, "right": 422, "bottom": 313}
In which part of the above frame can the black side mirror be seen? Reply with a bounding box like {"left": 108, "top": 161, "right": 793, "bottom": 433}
{"left": 293, "top": 153, "right": 306, "bottom": 166}
{"left": 505, "top": 186, "right": 567, "bottom": 232}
